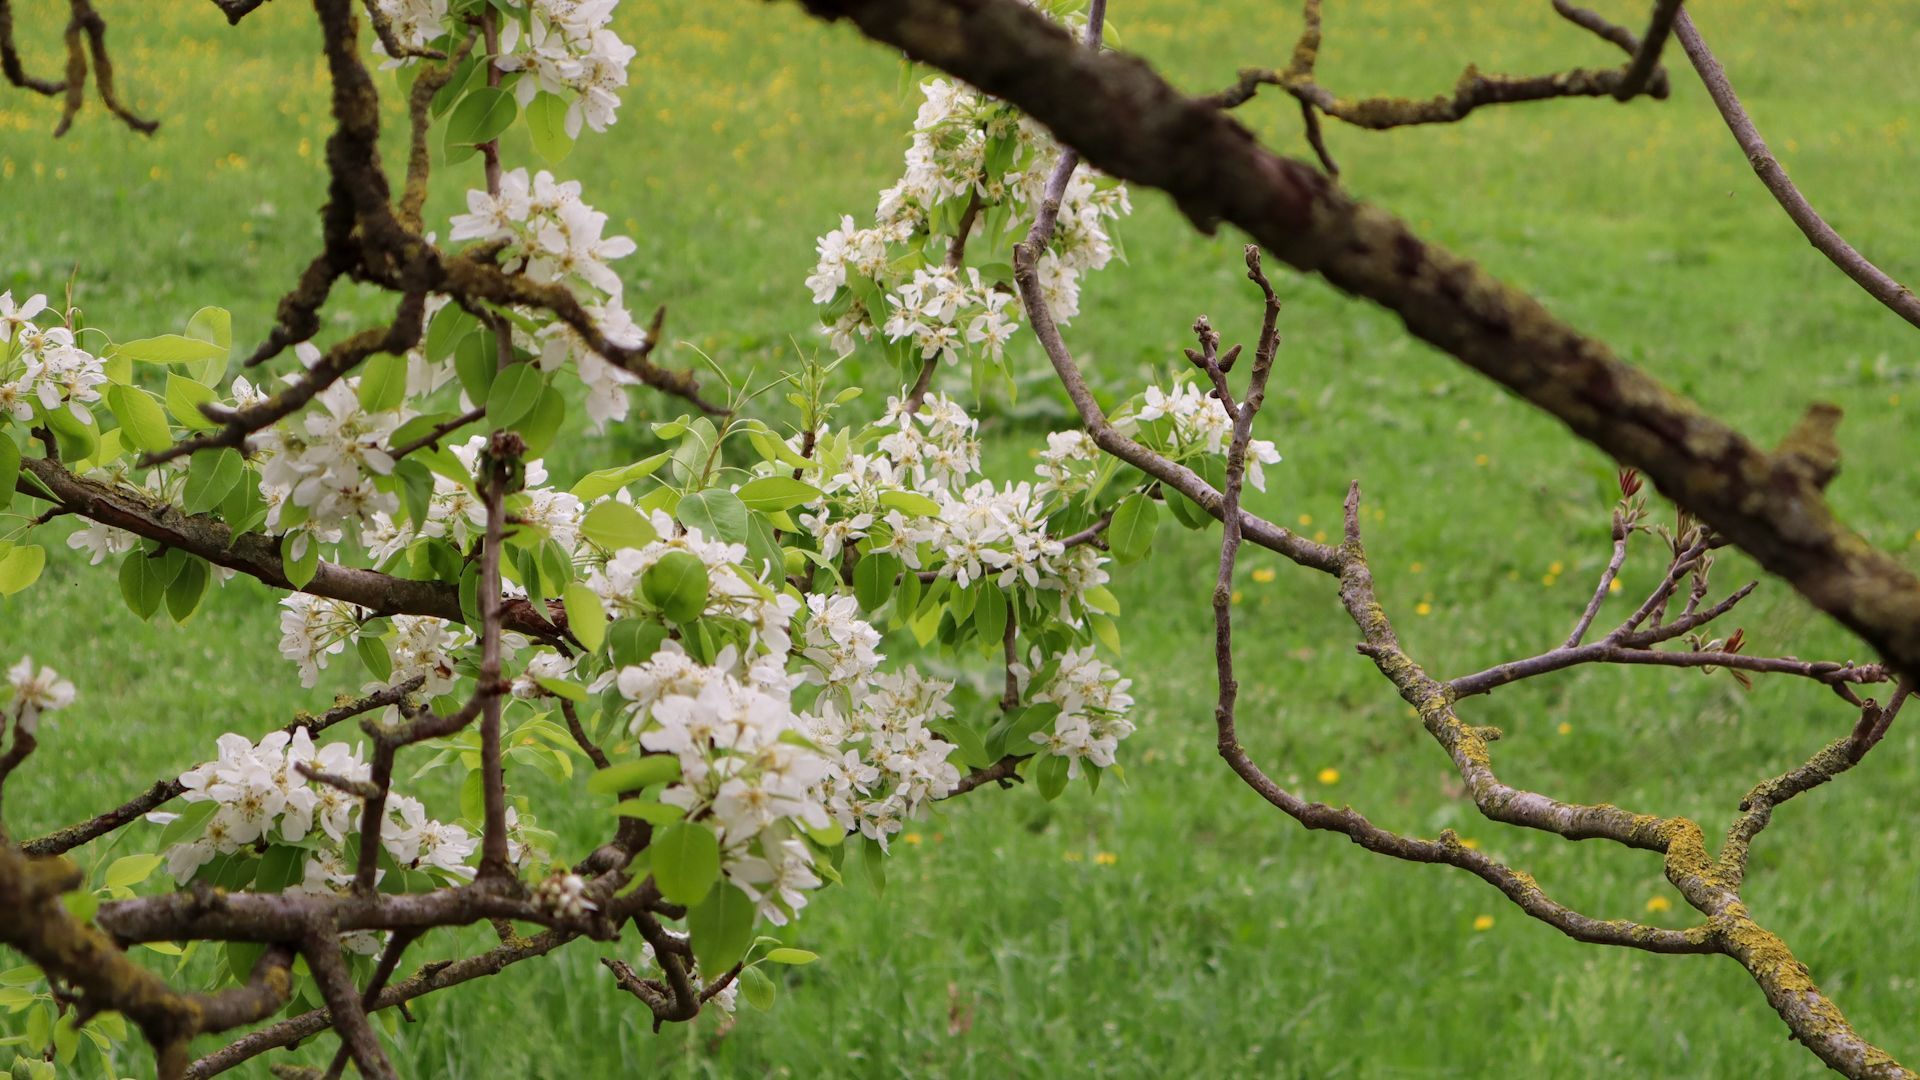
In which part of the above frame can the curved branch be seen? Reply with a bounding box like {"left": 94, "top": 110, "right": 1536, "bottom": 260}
{"left": 1673, "top": 11, "right": 1920, "bottom": 331}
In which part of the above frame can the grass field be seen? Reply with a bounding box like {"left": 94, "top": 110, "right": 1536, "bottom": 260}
{"left": 4, "top": 0, "right": 1920, "bottom": 1075}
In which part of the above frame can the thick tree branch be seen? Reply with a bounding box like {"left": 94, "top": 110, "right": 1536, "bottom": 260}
{"left": 15, "top": 456, "right": 564, "bottom": 640}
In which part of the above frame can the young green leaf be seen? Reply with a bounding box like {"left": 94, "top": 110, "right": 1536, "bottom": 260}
{"left": 524, "top": 90, "right": 575, "bottom": 164}
{"left": 563, "top": 581, "right": 607, "bottom": 651}
{"left": 106, "top": 385, "right": 172, "bottom": 454}
{"left": 586, "top": 755, "right": 682, "bottom": 795}
{"left": 485, "top": 363, "right": 546, "bottom": 432}
{"left": 183, "top": 448, "right": 244, "bottom": 516}
{"left": 581, "top": 500, "right": 658, "bottom": 551}
{"left": 688, "top": 883, "right": 756, "bottom": 975}
{"left": 1107, "top": 493, "right": 1159, "bottom": 563}
{"left": 642, "top": 549, "right": 710, "bottom": 624}
{"left": 676, "top": 489, "right": 749, "bottom": 544}
{"left": 734, "top": 476, "right": 822, "bottom": 512}
{"left": 358, "top": 352, "right": 409, "bottom": 413}
{"left": 650, "top": 821, "right": 721, "bottom": 906}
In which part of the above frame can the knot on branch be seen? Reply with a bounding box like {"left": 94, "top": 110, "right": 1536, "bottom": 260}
{"left": 1773, "top": 402, "right": 1844, "bottom": 490}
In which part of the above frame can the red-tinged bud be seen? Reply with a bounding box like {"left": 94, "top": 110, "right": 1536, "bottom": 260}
{"left": 1618, "top": 468, "right": 1642, "bottom": 498}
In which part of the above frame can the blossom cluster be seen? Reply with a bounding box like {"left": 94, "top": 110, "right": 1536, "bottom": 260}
{"left": 369, "top": 0, "right": 634, "bottom": 139}
{"left": 585, "top": 509, "right": 800, "bottom": 650}
{"left": 787, "top": 394, "right": 1113, "bottom": 616}
{"left": 604, "top": 641, "right": 832, "bottom": 924}
{"left": 158, "top": 729, "right": 477, "bottom": 888}
{"left": 0, "top": 292, "right": 107, "bottom": 426}
{"left": 495, "top": 0, "right": 636, "bottom": 137}
{"left": 1133, "top": 379, "right": 1283, "bottom": 492}
{"left": 806, "top": 73, "right": 1131, "bottom": 360}
{"left": 1026, "top": 646, "right": 1136, "bottom": 778}
{"left": 449, "top": 168, "right": 647, "bottom": 432}
{"left": 802, "top": 667, "right": 962, "bottom": 848}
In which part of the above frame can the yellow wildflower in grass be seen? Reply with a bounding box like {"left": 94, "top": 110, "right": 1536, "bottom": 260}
{"left": 1474, "top": 453, "right": 1490, "bottom": 467}
{"left": 1472, "top": 915, "right": 1495, "bottom": 932}
{"left": 1231, "top": 590, "right": 1243, "bottom": 605}
{"left": 1414, "top": 602, "right": 1432, "bottom": 616}
{"left": 1317, "top": 768, "right": 1340, "bottom": 785}
{"left": 903, "top": 832, "right": 922, "bottom": 846}
{"left": 1645, "top": 896, "right": 1672, "bottom": 913}
{"left": 1557, "top": 722, "right": 1573, "bottom": 736}
{"left": 1297, "top": 513, "right": 1313, "bottom": 527}
{"left": 1608, "top": 578, "right": 1623, "bottom": 593}
{"left": 1251, "top": 567, "right": 1276, "bottom": 583}
{"left": 1409, "top": 562, "right": 1424, "bottom": 574}
{"left": 1548, "top": 561, "right": 1564, "bottom": 576}
{"left": 1094, "top": 852, "right": 1118, "bottom": 867}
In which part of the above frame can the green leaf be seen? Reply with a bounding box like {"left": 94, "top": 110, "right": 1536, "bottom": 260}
{"left": 106, "top": 385, "right": 171, "bottom": 454}
{"left": 0, "top": 545, "right": 42, "bottom": 597}
{"left": 183, "top": 305, "right": 234, "bottom": 385}
{"left": 587, "top": 755, "right": 682, "bottom": 795}
{"left": 454, "top": 329, "right": 499, "bottom": 403}
{"left": 0, "top": 437, "right": 15, "bottom": 516}
{"left": 517, "top": 387, "right": 567, "bottom": 458}
{"left": 183, "top": 448, "right": 244, "bottom": 516}
{"left": 424, "top": 304, "right": 475, "bottom": 362}
{"left": 853, "top": 552, "right": 899, "bottom": 611}
{"left": 935, "top": 719, "right": 993, "bottom": 770}
{"left": 158, "top": 800, "right": 217, "bottom": 848}
{"left": 1034, "top": 751, "right": 1071, "bottom": 800}
{"left": 102, "top": 853, "right": 163, "bottom": 890}
{"left": 856, "top": 834, "right": 886, "bottom": 894}
{"left": 607, "top": 619, "right": 668, "bottom": 667}
{"left": 740, "top": 964, "right": 777, "bottom": 1011}
{"left": 569, "top": 452, "right": 671, "bottom": 500}
{"left": 524, "top": 90, "right": 574, "bottom": 164}
{"left": 1107, "top": 493, "right": 1159, "bottom": 564}
{"left": 582, "top": 501, "right": 658, "bottom": 552}
{"left": 283, "top": 534, "right": 321, "bottom": 590}
{"left": 118, "top": 550, "right": 165, "bottom": 618}
{"left": 974, "top": 580, "right": 1008, "bottom": 646}
{"left": 252, "top": 845, "right": 305, "bottom": 894}
{"left": 563, "top": 582, "right": 607, "bottom": 651}
{"left": 743, "top": 511, "right": 784, "bottom": 584}
{"left": 533, "top": 676, "right": 586, "bottom": 702}
{"left": 445, "top": 85, "right": 517, "bottom": 149}
{"left": 688, "top": 883, "right": 756, "bottom": 975}
{"left": 608, "top": 799, "right": 685, "bottom": 824}
{"left": 485, "top": 363, "right": 545, "bottom": 432}
{"left": 112, "top": 334, "right": 225, "bottom": 365}
{"left": 676, "top": 489, "right": 749, "bottom": 544}
{"left": 358, "top": 352, "right": 409, "bottom": 413}
{"left": 763, "top": 947, "right": 818, "bottom": 965}
{"left": 650, "top": 821, "right": 720, "bottom": 906}
{"left": 642, "top": 550, "right": 709, "bottom": 624}
{"left": 357, "top": 634, "right": 394, "bottom": 682}
{"left": 164, "top": 557, "right": 211, "bottom": 623}
{"left": 225, "top": 941, "right": 266, "bottom": 985}
{"left": 877, "top": 489, "right": 940, "bottom": 517}
{"left": 734, "top": 476, "right": 822, "bottom": 513}
{"left": 164, "top": 374, "right": 219, "bottom": 432}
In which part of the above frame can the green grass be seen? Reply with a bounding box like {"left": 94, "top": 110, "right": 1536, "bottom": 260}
{"left": 4, "top": 0, "right": 1920, "bottom": 1075}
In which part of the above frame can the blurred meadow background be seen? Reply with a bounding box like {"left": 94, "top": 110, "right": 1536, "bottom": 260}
{"left": 3, "top": 0, "right": 1920, "bottom": 1075}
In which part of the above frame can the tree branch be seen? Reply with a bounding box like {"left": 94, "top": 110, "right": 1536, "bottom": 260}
{"left": 1672, "top": 11, "right": 1920, "bottom": 331}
